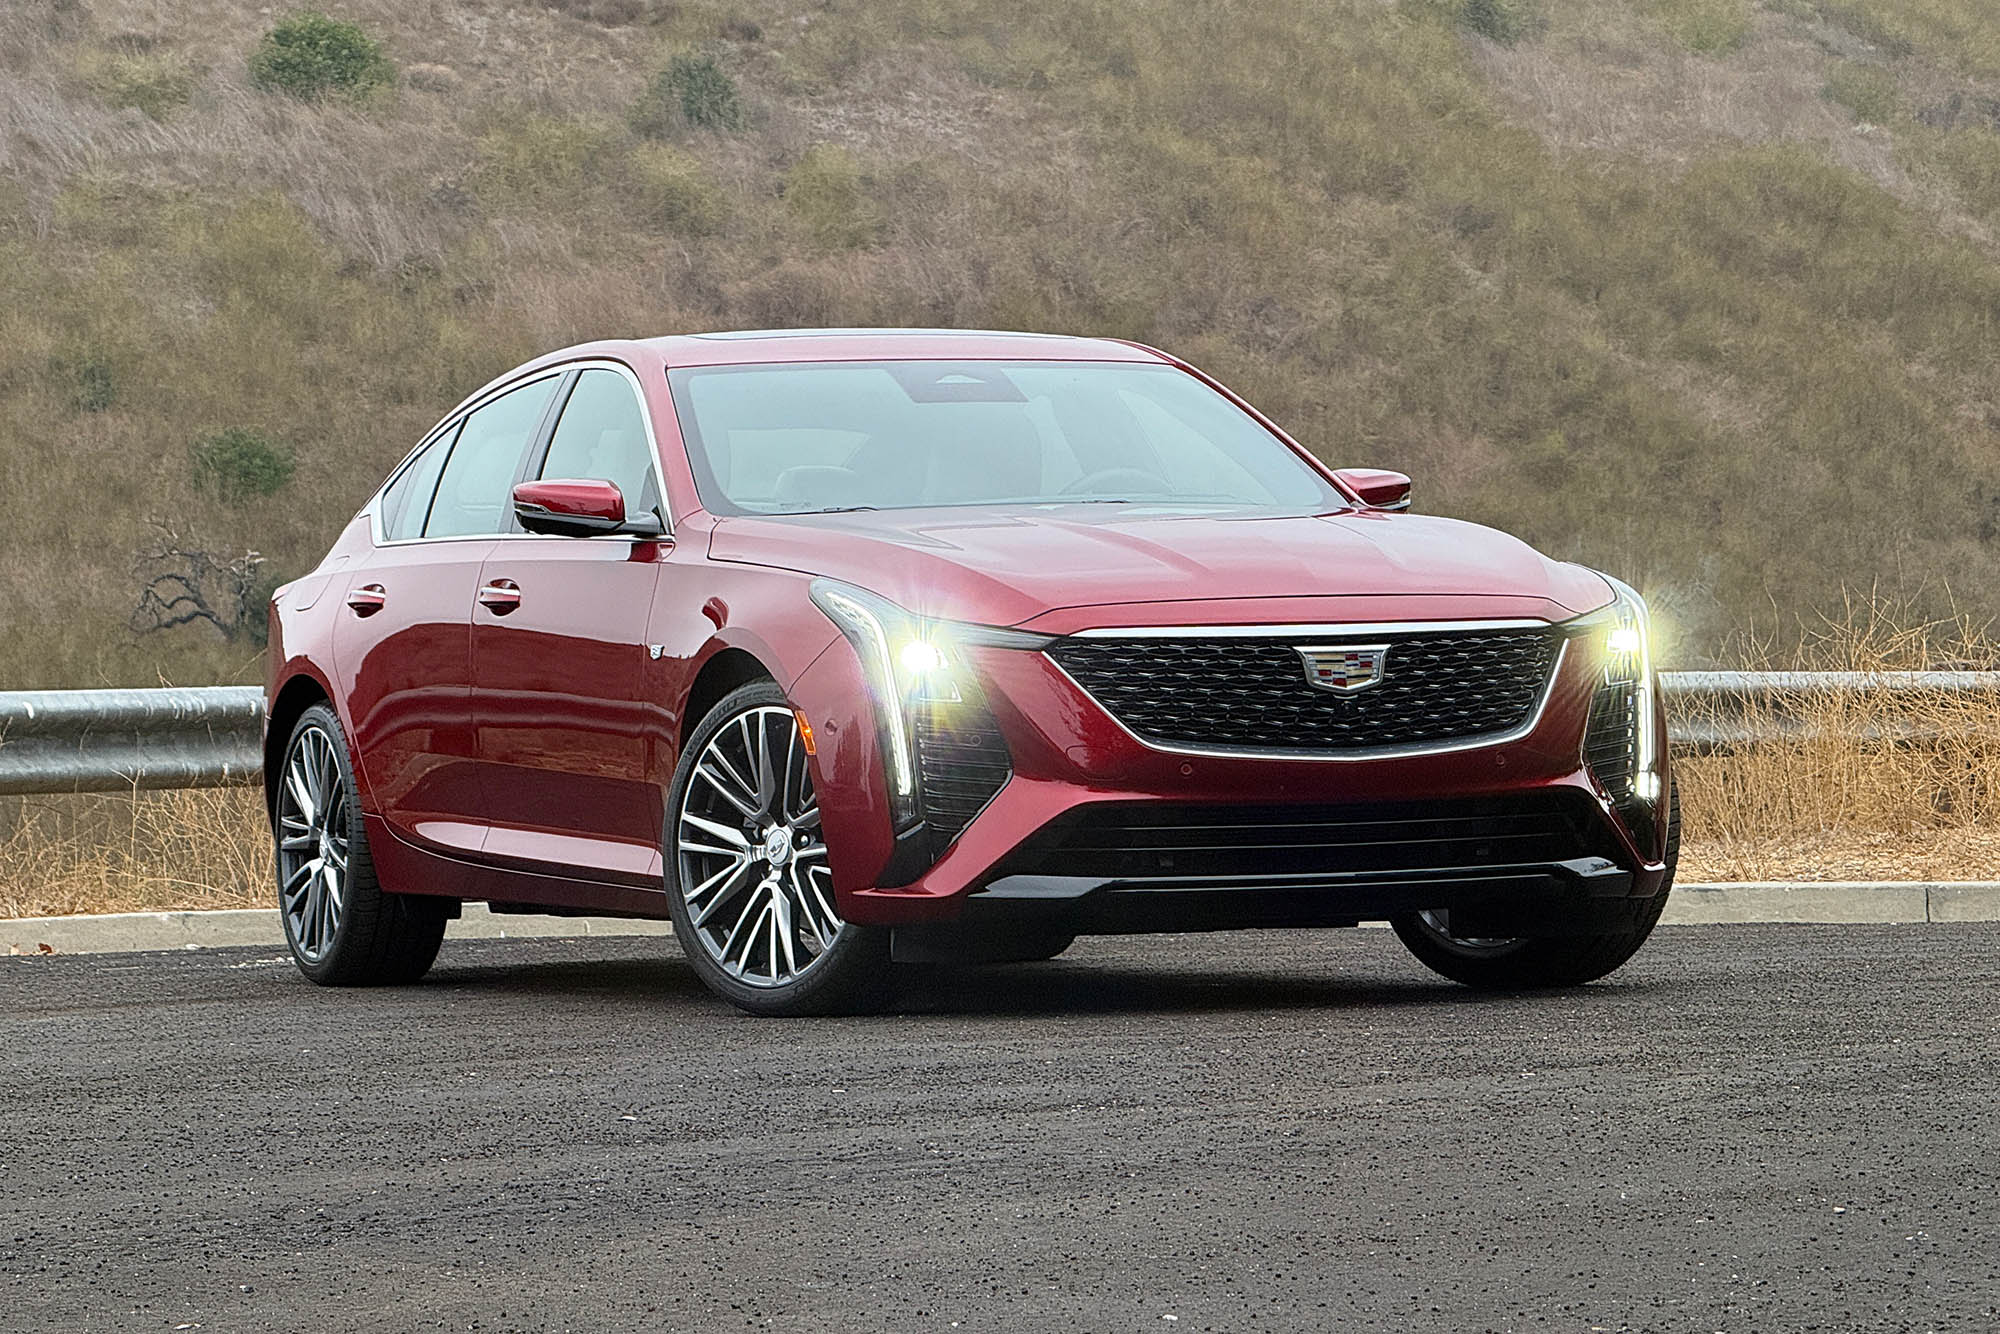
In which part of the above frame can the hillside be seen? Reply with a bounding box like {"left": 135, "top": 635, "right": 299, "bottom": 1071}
{"left": 5, "top": 0, "right": 2000, "bottom": 685}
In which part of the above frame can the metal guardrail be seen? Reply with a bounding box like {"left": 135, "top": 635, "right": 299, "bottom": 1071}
{"left": 0, "top": 687, "right": 264, "bottom": 796}
{"left": 2, "top": 674, "right": 1999, "bottom": 796}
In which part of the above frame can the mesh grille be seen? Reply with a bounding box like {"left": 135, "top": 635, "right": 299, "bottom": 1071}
{"left": 1583, "top": 680, "right": 1639, "bottom": 803}
{"left": 1050, "top": 627, "right": 1561, "bottom": 752}
{"left": 913, "top": 700, "right": 1010, "bottom": 841}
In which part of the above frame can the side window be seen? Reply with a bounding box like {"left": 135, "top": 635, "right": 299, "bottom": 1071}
{"left": 378, "top": 428, "right": 455, "bottom": 541}
{"left": 539, "top": 369, "right": 662, "bottom": 523}
{"left": 425, "top": 377, "right": 558, "bottom": 538}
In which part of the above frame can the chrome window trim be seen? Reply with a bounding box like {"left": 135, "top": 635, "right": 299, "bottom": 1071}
{"left": 365, "top": 360, "right": 674, "bottom": 548}
{"left": 1045, "top": 621, "right": 1572, "bottom": 763}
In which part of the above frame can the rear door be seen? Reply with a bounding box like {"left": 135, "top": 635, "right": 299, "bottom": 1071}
{"left": 335, "top": 374, "right": 560, "bottom": 860}
{"left": 469, "top": 364, "right": 672, "bottom": 887}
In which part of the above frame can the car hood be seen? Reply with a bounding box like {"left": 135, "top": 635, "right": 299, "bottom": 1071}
{"left": 706, "top": 506, "right": 1614, "bottom": 629}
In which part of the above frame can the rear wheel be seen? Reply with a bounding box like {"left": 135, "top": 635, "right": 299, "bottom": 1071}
{"left": 274, "top": 703, "right": 449, "bottom": 985}
{"left": 1393, "top": 786, "right": 1679, "bottom": 989}
{"left": 664, "top": 681, "right": 891, "bottom": 1016}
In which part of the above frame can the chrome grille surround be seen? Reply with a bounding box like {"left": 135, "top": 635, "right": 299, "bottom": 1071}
{"left": 1047, "top": 619, "right": 1569, "bottom": 760}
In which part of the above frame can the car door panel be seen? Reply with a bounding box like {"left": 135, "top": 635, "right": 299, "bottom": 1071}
{"left": 466, "top": 365, "right": 676, "bottom": 889}
{"left": 333, "top": 539, "right": 496, "bottom": 859}
{"left": 470, "top": 538, "right": 667, "bottom": 886}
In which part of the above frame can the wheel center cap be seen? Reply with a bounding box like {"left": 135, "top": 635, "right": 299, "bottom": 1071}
{"left": 762, "top": 826, "right": 795, "bottom": 867}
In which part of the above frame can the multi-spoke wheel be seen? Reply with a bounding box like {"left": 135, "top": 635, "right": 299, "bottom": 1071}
{"left": 273, "top": 703, "right": 449, "bottom": 986}
{"left": 276, "top": 720, "right": 351, "bottom": 963}
{"left": 664, "top": 681, "right": 890, "bottom": 1015}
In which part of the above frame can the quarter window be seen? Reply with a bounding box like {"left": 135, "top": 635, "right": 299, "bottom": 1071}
{"left": 539, "top": 369, "right": 663, "bottom": 524}
{"left": 378, "top": 428, "right": 454, "bottom": 541}
{"left": 425, "top": 377, "right": 558, "bottom": 538}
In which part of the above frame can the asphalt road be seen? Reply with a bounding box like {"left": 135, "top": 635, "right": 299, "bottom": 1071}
{"left": 2, "top": 925, "right": 1996, "bottom": 1334}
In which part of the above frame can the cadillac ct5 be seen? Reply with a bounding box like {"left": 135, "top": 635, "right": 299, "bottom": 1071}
{"left": 264, "top": 329, "right": 1676, "bottom": 1015}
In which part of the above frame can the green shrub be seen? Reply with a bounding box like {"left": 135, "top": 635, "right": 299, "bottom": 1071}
{"left": 1823, "top": 63, "right": 1900, "bottom": 124}
{"left": 629, "top": 144, "right": 726, "bottom": 235}
{"left": 475, "top": 115, "right": 619, "bottom": 209}
{"left": 73, "top": 357, "right": 116, "bottom": 412}
{"left": 247, "top": 11, "right": 393, "bottom": 102}
{"left": 191, "top": 429, "right": 295, "bottom": 503}
{"left": 1654, "top": 0, "right": 1754, "bottom": 54}
{"left": 83, "top": 52, "right": 196, "bottom": 120}
{"left": 1456, "top": 0, "right": 1531, "bottom": 44}
{"left": 783, "top": 144, "right": 881, "bottom": 249}
{"left": 629, "top": 52, "right": 744, "bottom": 135}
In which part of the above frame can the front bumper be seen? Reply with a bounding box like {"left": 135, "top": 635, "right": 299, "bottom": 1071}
{"left": 786, "top": 613, "right": 1673, "bottom": 931}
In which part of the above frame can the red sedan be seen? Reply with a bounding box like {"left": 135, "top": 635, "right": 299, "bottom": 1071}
{"left": 265, "top": 329, "right": 1675, "bottom": 1014}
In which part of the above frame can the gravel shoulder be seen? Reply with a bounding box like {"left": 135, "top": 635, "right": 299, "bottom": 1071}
{"left": 2, "top": 925, "right": 1996, "bottom": 1332}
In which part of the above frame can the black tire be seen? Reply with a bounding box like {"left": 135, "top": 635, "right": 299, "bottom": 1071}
{"left": 663, "top": 680, "right": 892, "bottom": 1017}
{"left": 1392, "top": 784, "right": 1680, "bottom": 989}
{"left": 273, "top": 703, "right": 449, "bottom": 986}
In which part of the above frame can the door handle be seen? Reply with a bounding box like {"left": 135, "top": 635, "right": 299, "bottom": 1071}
{"left": 477, "top": 579, "right": 522, "bottom": 614}
{"left": 345, "top": 584, "right": 386, "bottom": 616}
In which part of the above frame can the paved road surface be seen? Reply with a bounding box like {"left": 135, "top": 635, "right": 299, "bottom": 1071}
{"left": 3, "top": 925, "right": 1996, "bottom": 1332}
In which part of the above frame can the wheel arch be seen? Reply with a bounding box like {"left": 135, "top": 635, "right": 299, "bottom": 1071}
{"left": 681, "top": 646, "right": 777, "bottom": 751}
{"left": 264, "top": 673, "right": 334, "bottom": 823}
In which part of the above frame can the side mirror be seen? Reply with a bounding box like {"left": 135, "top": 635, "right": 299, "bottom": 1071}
{"left": 1333, "top": 468, "right": 1412, "bottom": 512}
{"left": 513, "top": 479, "right": 663, "bottom": 538}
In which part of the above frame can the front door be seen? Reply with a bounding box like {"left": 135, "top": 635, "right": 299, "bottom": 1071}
{"left": 469, "top": 366, "right": 673, "bottom": 887}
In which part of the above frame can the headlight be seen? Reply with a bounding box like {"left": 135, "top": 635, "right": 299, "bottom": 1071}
{"left": 808, "top": 580, "right": 973, "bottom": 829}
{"left": 1595, "top": 577, "right": 1661, "bottom": 805}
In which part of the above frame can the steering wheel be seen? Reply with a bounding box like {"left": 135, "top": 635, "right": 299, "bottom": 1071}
{"left": 1060, "top": 467, "right": 1173, "bottom": 498}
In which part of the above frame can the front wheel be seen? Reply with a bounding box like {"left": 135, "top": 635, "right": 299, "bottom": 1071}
{"left": 274, "top": 703, "right": 449, "bottom": 985}
{"left": 1393, "top": 786, "right": 1679, "bottom": 989}
{"left": 663, "top": 681, "right": 891, "bottom": 1016}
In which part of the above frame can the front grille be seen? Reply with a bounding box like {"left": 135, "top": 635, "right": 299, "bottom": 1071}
{"left": 1584, "top": 680, "right": 1639, "bottom": 803}
{"left": 1050, "top": 626, "right": 1561, "bottom": 753}
{"left": 995, "top": 791, "right": 1618, "bottom": 884}
{"left": 913, "top": 699, "right": 1010, "bottom": 842}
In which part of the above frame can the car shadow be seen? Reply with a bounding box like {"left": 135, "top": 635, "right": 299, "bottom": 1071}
{"left": 415, "top": 937, "right": 1667, "bottom": 1020}
{"left": 886, "top": 959, "right": 1660, "bottom": 1018}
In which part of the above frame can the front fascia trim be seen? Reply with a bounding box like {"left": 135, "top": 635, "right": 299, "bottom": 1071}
{"left": 1045, "top": 629, "right": 1573, "bottom": 764}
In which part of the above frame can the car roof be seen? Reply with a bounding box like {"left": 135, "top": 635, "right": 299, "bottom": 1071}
{"left": 645, "top": 328, "right": 1170, "bottom": 368}
{"left": 448, "top": 330, "right": 1175, "bottom": 423}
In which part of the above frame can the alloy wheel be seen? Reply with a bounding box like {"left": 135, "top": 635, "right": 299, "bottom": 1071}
{"left": 675, "top": 704, "right": 843, "bottom": 988}
{"left": 276, "top": 722, "right": 350, "bottom": 963}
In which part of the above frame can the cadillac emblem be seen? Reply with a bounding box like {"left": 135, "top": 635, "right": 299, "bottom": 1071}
{"left": 1297, "top": 644, "right": 1390, "bottom": 694}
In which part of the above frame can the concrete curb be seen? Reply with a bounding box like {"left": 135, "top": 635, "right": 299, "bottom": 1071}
{"left": 2, "top": 904, "right": 672, "bottom": 956}
{"left": 1660, "top": 882, "right": 2000, "bottom": 925}
{"left": 5, "top": 884, "right": 1997, "bottom": 955}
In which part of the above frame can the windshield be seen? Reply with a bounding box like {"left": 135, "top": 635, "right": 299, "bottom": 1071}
{"left": 665, "top": 360, "right": 1344, "bottom": 515}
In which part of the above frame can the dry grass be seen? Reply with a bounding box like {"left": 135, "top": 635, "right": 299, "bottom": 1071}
{"left": 0, "top": 786, "right": 267, "bottom": 919}
{"left": 1675, "top": 595, "right": 2000, "bottom": 882}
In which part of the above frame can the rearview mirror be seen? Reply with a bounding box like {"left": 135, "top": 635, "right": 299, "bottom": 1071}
{"left": 1333, "top": 468, "right": 1412, "bottom": 512}
{"left": 513, "top": 479, "right": 663, "bottom": 538}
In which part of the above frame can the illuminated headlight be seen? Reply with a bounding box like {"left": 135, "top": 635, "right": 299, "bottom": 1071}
{"left": 1598, "top": 578, "right": 1661, "bottom": 805}
{"left": 809, "top": 580, "right": 970, "bottom": 828}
